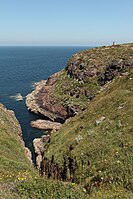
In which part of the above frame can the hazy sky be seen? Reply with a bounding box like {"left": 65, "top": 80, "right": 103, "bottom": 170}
{"left": 0, "top": 0, "right": 133, "bottom": 46}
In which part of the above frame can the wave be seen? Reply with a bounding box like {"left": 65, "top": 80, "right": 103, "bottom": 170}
{"left": 9, "top": 93, "right": 23, "bottom": 101}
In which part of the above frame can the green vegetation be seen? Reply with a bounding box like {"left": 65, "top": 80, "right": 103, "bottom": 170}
{"left": 53, "top": 70, "right": 96, "bottom": 110}
{"left": 0, "top": 44, "right": 133, "bottom": 198}
{"left": 44, "top": 69, "right": 133, "bottom": 197}
{"left": 0, "top": 104, "right": 87, "bottom": 198}
{"left": 53, "top": 44, "right": 133, "bottom": 113}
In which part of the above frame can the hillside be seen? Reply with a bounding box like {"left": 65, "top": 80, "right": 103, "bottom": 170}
{"left": 0, "top": 104, "right": 87, "bottom": 198}
{"left": 26, "top": 44, "right": 133, "bottom": 198}
{"left": 42, "top": 64, "right": 133, "bottom": 198}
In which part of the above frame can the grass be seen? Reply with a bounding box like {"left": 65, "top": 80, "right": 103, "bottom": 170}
{"left": 44, "top": 69, "right": 133, "bottom": 197}
{"left": 51, "top": 43, "right": 133, "bottom": 115}
{"left": 0, "top": 43, "right": 133, "bottom": 198}
{"left": 0, "top": 104, "right": 87, "bottom": 198}
{"left": 53, "top": 70, "right": 94, "bottom": 110}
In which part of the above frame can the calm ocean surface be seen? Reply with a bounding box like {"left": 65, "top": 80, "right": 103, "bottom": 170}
{"left": 0, "top": 46, "right": 91, "bottom": 158}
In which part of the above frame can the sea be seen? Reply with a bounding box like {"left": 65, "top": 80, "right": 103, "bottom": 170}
{"left": 0, "top": 46, "right": 91, "bottom": 160}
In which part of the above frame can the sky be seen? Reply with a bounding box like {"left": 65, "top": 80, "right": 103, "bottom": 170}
{"left": 0, "top": 0, "right": 133, "bottom": 46}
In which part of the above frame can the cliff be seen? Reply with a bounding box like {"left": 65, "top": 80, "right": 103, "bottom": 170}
{"left": 26, "top": 44, "right": 133, "bottom": 123}
{"left": 26, "top": 44, "right": 133, "bottom": 198}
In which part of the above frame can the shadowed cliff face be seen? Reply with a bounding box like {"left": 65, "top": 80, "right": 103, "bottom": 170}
{"left": 26, "top": 44, "right": 133, "bottom": 122}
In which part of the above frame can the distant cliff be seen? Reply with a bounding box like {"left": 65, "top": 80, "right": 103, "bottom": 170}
{"left": 26, "top": 44, "right": 133, "bottom": 122}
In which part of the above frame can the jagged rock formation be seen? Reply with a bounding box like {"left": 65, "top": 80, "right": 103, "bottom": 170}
{"left": 26, "top": 44, "right": 133, "bottom": 123}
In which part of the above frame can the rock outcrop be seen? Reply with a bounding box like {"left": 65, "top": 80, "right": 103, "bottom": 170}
{"left": 31, "top": 119, "right": 62, "bottom": 131}
{"left": 33, "top": 134, "right": 50, "bottom": 170}
{"left": 24, "top": 147, "right": 32, "bottom": 163}
{"left": 26, "top": 72, "right": 68, "bottom": 122}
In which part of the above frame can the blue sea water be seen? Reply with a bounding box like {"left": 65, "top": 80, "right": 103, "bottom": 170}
{"left": 0, "top": 46, "right": 91, "bottom": 159}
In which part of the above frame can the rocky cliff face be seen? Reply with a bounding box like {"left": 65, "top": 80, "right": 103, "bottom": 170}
{"left": 26, "top": 44, "right": 133, "bottom": 122}
{"left": 26, "top": 72, "right": 68, "bottom": 122}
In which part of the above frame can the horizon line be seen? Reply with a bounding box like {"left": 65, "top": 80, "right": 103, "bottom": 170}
{"left": 0, "top": 44, "right": 98, "bottom": 47}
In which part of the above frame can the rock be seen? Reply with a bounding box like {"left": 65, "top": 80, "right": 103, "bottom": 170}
{"left": 75, "top": 135, "right": 83, "bottom": 142}
{"left": 33, "top": 80, "right": 47, "bottom": 88}
{"left": 25, "top": 147, "right": 32, "bottom": 163}
{"left": 31, "top": 119, "right": 62, "bottom": 131}
{"left": 33, "top": 137, "right": 47, "bottom": 170}
{"left": 26, "top": 71, "right": 68, "bottom": 122}
{"left": 95, "top": 116, "right": 106, "bottom": 125}
{"left": 33, "top": 138, "right": 44, "bottom": 155}
{"left": 36, "top": 155, "right": 43, "bottom": 170}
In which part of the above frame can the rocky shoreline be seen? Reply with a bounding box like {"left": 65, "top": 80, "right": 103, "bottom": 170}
{"left": 26, "top": 72, "right": 68, "bottom": 122}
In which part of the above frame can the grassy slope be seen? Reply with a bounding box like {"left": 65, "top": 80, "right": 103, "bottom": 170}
{"left": 0, "top": 104, "right": 87, "bottom": 199}
{"left": 45, "top": 70, "right": 133, "bottom": 198}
